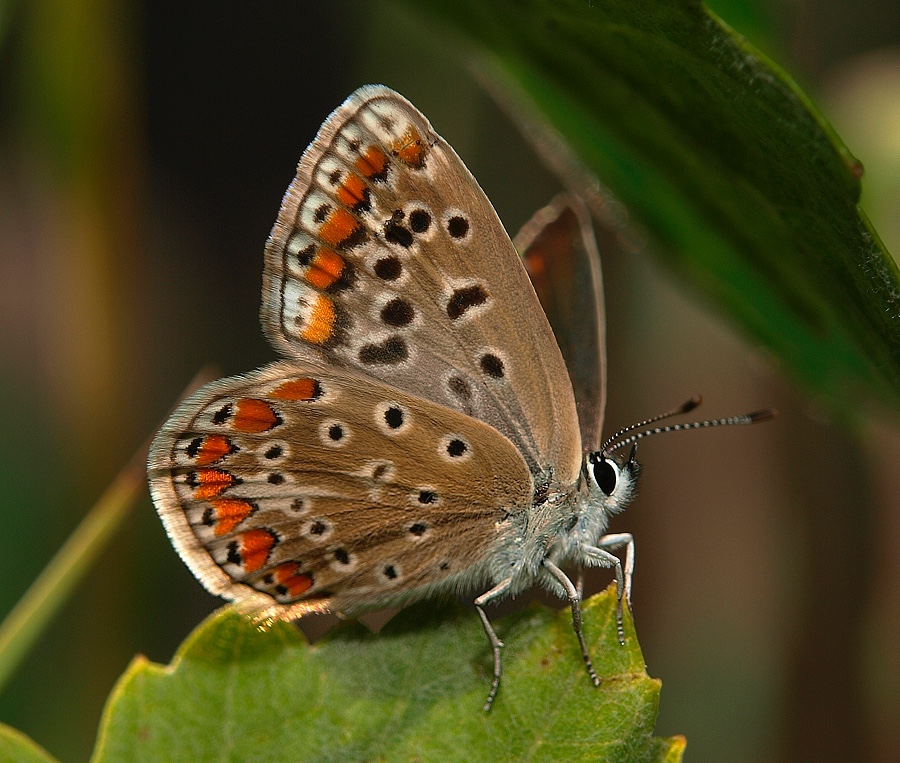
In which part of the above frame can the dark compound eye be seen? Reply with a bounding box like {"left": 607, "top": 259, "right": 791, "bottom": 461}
{"left": 593, "top": 457, "right": 618, "bottom": 496}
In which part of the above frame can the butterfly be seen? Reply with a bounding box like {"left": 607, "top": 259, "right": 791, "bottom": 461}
{"left": 148, "top": 85, "right": 770, "bottom": 710}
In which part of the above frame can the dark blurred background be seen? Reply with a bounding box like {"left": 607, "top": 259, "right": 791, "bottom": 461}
{"left": 0, "top": 1, "right": 898, "bottom": 761}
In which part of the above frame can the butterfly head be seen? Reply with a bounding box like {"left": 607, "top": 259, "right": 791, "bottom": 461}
{"left": 583, "top": 447, "right": 640, "bottom": 517}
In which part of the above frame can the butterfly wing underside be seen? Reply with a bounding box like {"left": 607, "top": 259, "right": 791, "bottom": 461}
{"left": 261, "top": 85, "right": 582, "bottom": 486}
{"left": 516, "top": 195, "right": 607, "bottom": 452}
{"left": 148, "top": 361, "right": 533, "bottom": 618}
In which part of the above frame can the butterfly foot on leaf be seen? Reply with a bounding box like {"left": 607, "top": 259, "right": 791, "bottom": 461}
{"left": 541, "top": 560, "right": 603, "bottom": 689}
{"left": 481, "top": 636, "right": 505, "bottom": 713}
{"left": 483, "top": 676, "right": 501, "bottom": 713}
{"left": 475, "top": 579, "right": 512, "bottom": 711}
{"left": 614, "top": 595, "right": 627, "bottom": 646}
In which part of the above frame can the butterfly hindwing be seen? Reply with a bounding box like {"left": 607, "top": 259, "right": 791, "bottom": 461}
{"left": 261, "top": 85, "right": 582, "bottom": 485}
{"left": 148, "top": 360, "right": 534, "bottom": 617}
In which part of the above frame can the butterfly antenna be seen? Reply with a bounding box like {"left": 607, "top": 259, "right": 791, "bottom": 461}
{"left": 604, "top": 405, "right": 776, "bottom": 456}
{"left": 600, "top": 396, "right": 703, "bottom": 454}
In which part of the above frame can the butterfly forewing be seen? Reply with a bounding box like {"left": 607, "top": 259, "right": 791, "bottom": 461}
{"left": 261, "top": 85, "right": 581, "bottom": 485}
{"left": 148, "top": 361, "right": 533, "bottom": 617}
{"left": 516, "top": 195, "right": 607, "bottom": 452}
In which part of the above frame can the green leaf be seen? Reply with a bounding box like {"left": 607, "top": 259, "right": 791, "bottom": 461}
{"left": 91, "top": 586, "right": 682, "bottom": 762}
{"left": 405, "top": 0, "right": 900, "bottom": 414}
{"left": 0, "top": 724, "right": 59, "bottom": 763}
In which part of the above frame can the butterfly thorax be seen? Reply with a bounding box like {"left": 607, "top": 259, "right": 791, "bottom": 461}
{"left": 541, "top": 453, "right": 639, "bottom": 592}
{"left": 480, "top": 450, "right": 637, "bottom": 600}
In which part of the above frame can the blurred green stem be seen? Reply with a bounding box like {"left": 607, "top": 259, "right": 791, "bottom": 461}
{"left": 0, "top": 370, "right": 213, "bottom": 693}
{"left": 0, "top": 444, "right": 146, "bottom": 692}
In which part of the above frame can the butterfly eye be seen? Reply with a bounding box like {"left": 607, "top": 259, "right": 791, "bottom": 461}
{"left": 592, "top": 457, "right": 619, "bottom": 496}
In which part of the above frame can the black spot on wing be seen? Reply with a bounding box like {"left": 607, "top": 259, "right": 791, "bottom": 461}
{"left": 374, "top": 256, "right": 402, "bottom": 281}
{"left": 480, "top": 353, "right": 505, "bottom": 378}
{"left": 384, "top": 219, "right": 413, "bottom": 248}
{"left": 447, "top": 285, "right": 488, "bottom": 320}
{"left": 359, "top": 336, "right": 409, "bottom": 365}
{"left": 447, "top": 215, "right": 469, "bottom": 239}
{"left": 380, "top": 298, "right": 414, "bottom": 327}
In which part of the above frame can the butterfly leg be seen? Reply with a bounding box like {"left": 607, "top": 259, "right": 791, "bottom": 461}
{"left": 585, "top": 533, "right": 635, "bottom": 645}
{"left": 542, "top": 559, "right": 601, "bottom": 688}
{"left": 474, "top": 578, "right": 513, "bottom": 712}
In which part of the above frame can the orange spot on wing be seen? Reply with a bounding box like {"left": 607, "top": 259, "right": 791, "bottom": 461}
{"left": 284, "top": 573, "right": 313, "bottom": 598}
{"left": 270, "top": 378, "right": 321, "bottom": 401}
{"left": 273, "top": 561, "right": 299, "bottom": 579}
{"left": 192, "top": 469, "right": 237, "bottom": 499}
{"left": 233, "top": 398, "right": 280, "bottom": 433}
{"left": 336, "top": 173, "right": 369, "bottom": 209}
{"left": 241, "top": 529, "right": 276, "bottom": 573}
{"left": 300, "top": 295, "right": 335, "bottom": 345}
{"left": 304, "top": 248, "right": 345, "bottom": 289}
{"left": 391, "top": 127, "right": 426, "bottom": 167}
{"left": 195, "top": 434, "right": 234, "bottom": 466}
{"left": 318, "top": 207, "right": 361, "bottom": 249}
{"left": 209, "top": 498, "right": 255, "bottom": 536}
{"left": 355, "top": 145, "right": 388, "bottom": 180}
{"left": 272, "top": 562, "right": 314, "bottom": 598}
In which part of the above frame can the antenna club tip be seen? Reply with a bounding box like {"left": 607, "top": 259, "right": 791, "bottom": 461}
{"left": 681, "top": 395, "right": 703, "bottom": 413}
{"left": 747, "top": 408, "right": 778, "bottom": 423}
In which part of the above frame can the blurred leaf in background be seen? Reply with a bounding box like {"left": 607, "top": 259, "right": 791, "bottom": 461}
{"left": 409, "top": 0, "right": 900, "bottom": 419}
